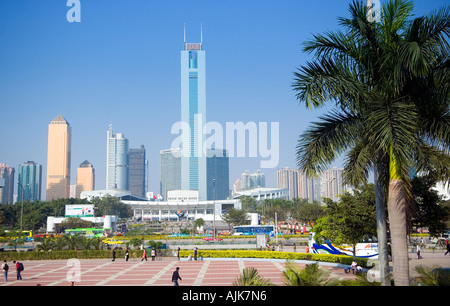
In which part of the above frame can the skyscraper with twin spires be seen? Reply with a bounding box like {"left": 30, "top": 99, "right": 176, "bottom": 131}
{"left": 180, "top": 27, "right": 207, "bottom": 201}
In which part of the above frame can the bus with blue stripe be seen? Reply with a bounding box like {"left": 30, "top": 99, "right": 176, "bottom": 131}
{"left": 308, "top": 233, "right": 378, "bottom": 259}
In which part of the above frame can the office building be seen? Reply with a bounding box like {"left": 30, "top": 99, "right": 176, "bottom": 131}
{"left": 17, "top": 161, "right": 42, "bottom": 202}
{"left": 207, "top": 149, "right": 229, "bottom": 200}
{"left": 0, "top": 163, "right": 15, "bottom": 204}
{"left": 129, "top": 145, "right": 146, "bottom": 198}
{"left": 240, "top": 170, "right": 265, "bottom": 191}
{"left": 76, "top": 160, "right": 95, "bottom": 198}
{"left": 277, "top": 167, "right": 299, "bottom": 200}
{"left": 46, "top": 115, "right": 71, "bottom": 201}
{"left": 321, "top": 167, "right": 345, "bottom": 202}
{"left": 180, "top": 28, "right": 207, "bottom": 201}
{"left": 122, "top": 198, "right": 241, "bottom": 222}
{"left": 160, "top": 148, "right": 182, "bottom": 200}
{"left": 106, "top": 125, "right": 129, "bottom": 191}
{"left": 277, "top": 167, "right": 321, "bottom": 203}
{"left": 232, "top": 187, "right": 289, "bottom": 201}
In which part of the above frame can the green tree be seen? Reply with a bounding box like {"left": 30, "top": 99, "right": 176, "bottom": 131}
{"left": 414, "top": 265, "right": 450, "bottom": 286}
{"left": 35, "top": 237, "right": 55, "bottom": 251}
{"left": 411, "top": 175, "right": 450, "bottom": 237}
{"left": 293, "top": 0, "right": 450, "bottom": 285}
{"left": 221, "top": 208, "right": 248, "bottom": 230}
{"left": 292, "top": 201, "right": 326, "bottom": 228}
{"left": 283, "top": 261, "right": 337, "bottom": 286}
{"left": 312, "top": 185, "right": 377, "bottom": 259}
{"left": 60, "top": 217, "right": 94, "bottom": 230}
{"left": 194, "top": 218, "right": 205, "bottom": 233}
{"left": 239, "top": 196, "right": 257, "bottom": 213}
{"left": 91, "top": 195, "right": 133, "bottom": 218}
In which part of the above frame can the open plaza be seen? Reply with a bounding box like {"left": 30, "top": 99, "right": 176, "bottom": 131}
{"left": 1, "top": 249, "right": 448, "bottom": 287}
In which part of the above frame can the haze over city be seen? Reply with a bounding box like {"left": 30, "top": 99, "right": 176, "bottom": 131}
{"left": 0, "top": 0, "right": 445, "bottom": 199}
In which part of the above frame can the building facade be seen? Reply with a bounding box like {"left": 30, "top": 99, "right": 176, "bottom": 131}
{"left": 17, "top": 161, "right": 42, "bottom": 202}
{"left": 106, "top": 125, "right": 129, "bottom": 191}
{"left": 277, "top": 167, "right": 321, "bottom": 203}
{"left": 129, "top": 145, "right": 146, "bottom": 198}
{"left": 232, "top": 187, "right": 289, "bottom": 202}
{"left": 240, "top": 170, "right": 265, "bottom": 191}
{"left": 180, "top": 32, "right": 207, "bottom": 201}
{"left": 122, "top": 198, "right": 241, "bottom": 222}
{"left": 320, "top": 167, "right": 346, "bottom": 202}
{"left": 76, "top": 160, "right": 95, "bottom": 198}
{"left": 206, "top": 149, "right": 229, "bottom": 200}
{"left": 46, "top": 115, "right": 71, "bottom": 201}
{"left": 160, "top": 148, "right": 182, "bottom": 200}
{"left": 0, "top": 163, "right": 15, "bottom": 204}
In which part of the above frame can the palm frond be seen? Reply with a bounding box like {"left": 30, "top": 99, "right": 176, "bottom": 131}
{"left": 296, "top": 109, "right": 362, "bottom": 176}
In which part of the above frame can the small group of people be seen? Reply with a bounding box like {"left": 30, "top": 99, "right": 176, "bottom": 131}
{"left": 141, "top": 247, "right": 160, "bottom": 261}
{"left": 111, "top": 247, "right": 162, "bottom": 262}
{"left": 176, "top": 247, "right": 203, "bottom": 262}
{"left": 2, "top": 260, "right": 24, "bottom": 282}
{"left": 344, "top": 260, "right": 362, "bottom": 274}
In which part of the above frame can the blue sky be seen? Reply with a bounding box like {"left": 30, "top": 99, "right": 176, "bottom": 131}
{"left": 0, "top": 0, "right": 447, "bottom": 199}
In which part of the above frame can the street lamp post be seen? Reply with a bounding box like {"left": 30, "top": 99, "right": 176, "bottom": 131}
{"left": 17, "top": 182, "right": 24, "bottom": 231}
{"left": 213, "top": 179, "right": 216, "bottom": 238}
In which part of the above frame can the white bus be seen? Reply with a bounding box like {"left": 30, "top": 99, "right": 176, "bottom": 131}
{"left": 308, "top": 233, "right": 378, "bottom": 259}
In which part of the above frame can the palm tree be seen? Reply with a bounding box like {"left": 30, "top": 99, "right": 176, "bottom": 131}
{"left": 232, "top": 267, "right": 273, "bottom": 286}
{"left": 414, "top": 265, "right": 450, "bottom": 286}
{"left": 35, "top": 237, "right": 55, "bottom": 251}
{"left": 282, "top": 261, "right": 338, "bottom": 286}
{"left": 293, "top": 0, "right": 450, "bottom": 286}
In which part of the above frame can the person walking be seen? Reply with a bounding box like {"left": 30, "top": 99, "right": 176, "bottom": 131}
{"left": 417, "top": 244, "right": 422, "bottom": 259}
{"left": 194, "top": 247, "right": 198, "bottom": 261}
{"left": 125, "top": 248, "right": 130, "bottom": 262}
{"left": 172, "top": 267, "right": 182, "bottom": 286}
{"left": 177, "top": 247, "right": 181, "bottom": 261}
{"left": 141, "top": 248, "right": 148, "bottom": 261}
{"left": 2, "top": 260, "right": 8, "bottom": 282}
{"left": 445, "top": 242, "right": 450, "bottom": 256}
{"left": 151, "top": 247, "right": 156, "bottom": 261}
{"left": 112, "top": 248, "right": 116, "bottom": 262}
{"left": 13, "top": 260, "right": 23, "bottom": 280}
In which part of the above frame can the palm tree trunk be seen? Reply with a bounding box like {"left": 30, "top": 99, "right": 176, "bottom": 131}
{"left": 387, "top": 147, "right": 410, "bottom": 286}
{"left": 374, "top": 165, "right": 390, "bottom": 286}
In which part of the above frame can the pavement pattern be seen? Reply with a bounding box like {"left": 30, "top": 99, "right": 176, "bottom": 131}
{"left": 1, "top": 252, "right": 448, "bottom": 286}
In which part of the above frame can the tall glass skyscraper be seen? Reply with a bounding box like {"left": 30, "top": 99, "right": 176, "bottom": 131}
{"left": 129, "top": 145, "right": 146, "bottom": 198}
{"left": 160, "top": 148, "right": 182, "bottom": 200}
{"left": 181, "top": 29, "right": 207, "bottom": 201}
{"left": 206, "top": 149, "right": 229, "bottom": 201}
{"left": 106, "top": 125, "right": 129, "bottom": 191}
{"left": 18, "top": 161, "right": 42, "bottom": 202}
{"left": 0, "top": 163, "right": 15, "bottom": 204}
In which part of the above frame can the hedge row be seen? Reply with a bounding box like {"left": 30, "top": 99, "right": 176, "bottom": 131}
{"left": 179, "top": 250, "right": 368, "bottom": 266}
{"left": 118, "top": 234, "right": 308, "bottom": 241}
{"left": 0, "top": 249, "right": 139, "bottom": 261}
{"left": 0, "top": 249, "right": 367, "bottom": 267}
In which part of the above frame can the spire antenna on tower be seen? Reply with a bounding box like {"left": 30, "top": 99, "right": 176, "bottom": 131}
{"left": 200, "top": 23, "right": 203, "bottom": 44}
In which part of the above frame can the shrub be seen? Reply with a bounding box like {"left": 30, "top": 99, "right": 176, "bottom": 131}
{"left": 178, "top": 249, "right": 367, "bottom": 266}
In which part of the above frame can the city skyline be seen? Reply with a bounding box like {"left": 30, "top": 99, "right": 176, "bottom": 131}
{"left": 0, "top": 0, "right": 444, "bottom": 200}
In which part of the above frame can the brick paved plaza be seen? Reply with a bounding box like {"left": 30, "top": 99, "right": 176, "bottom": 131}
{"left": 1, "top": 252, "right": 448, "bottom": 286}
{"left": 0, "top": 258, "right": 354, "bottom": 286}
